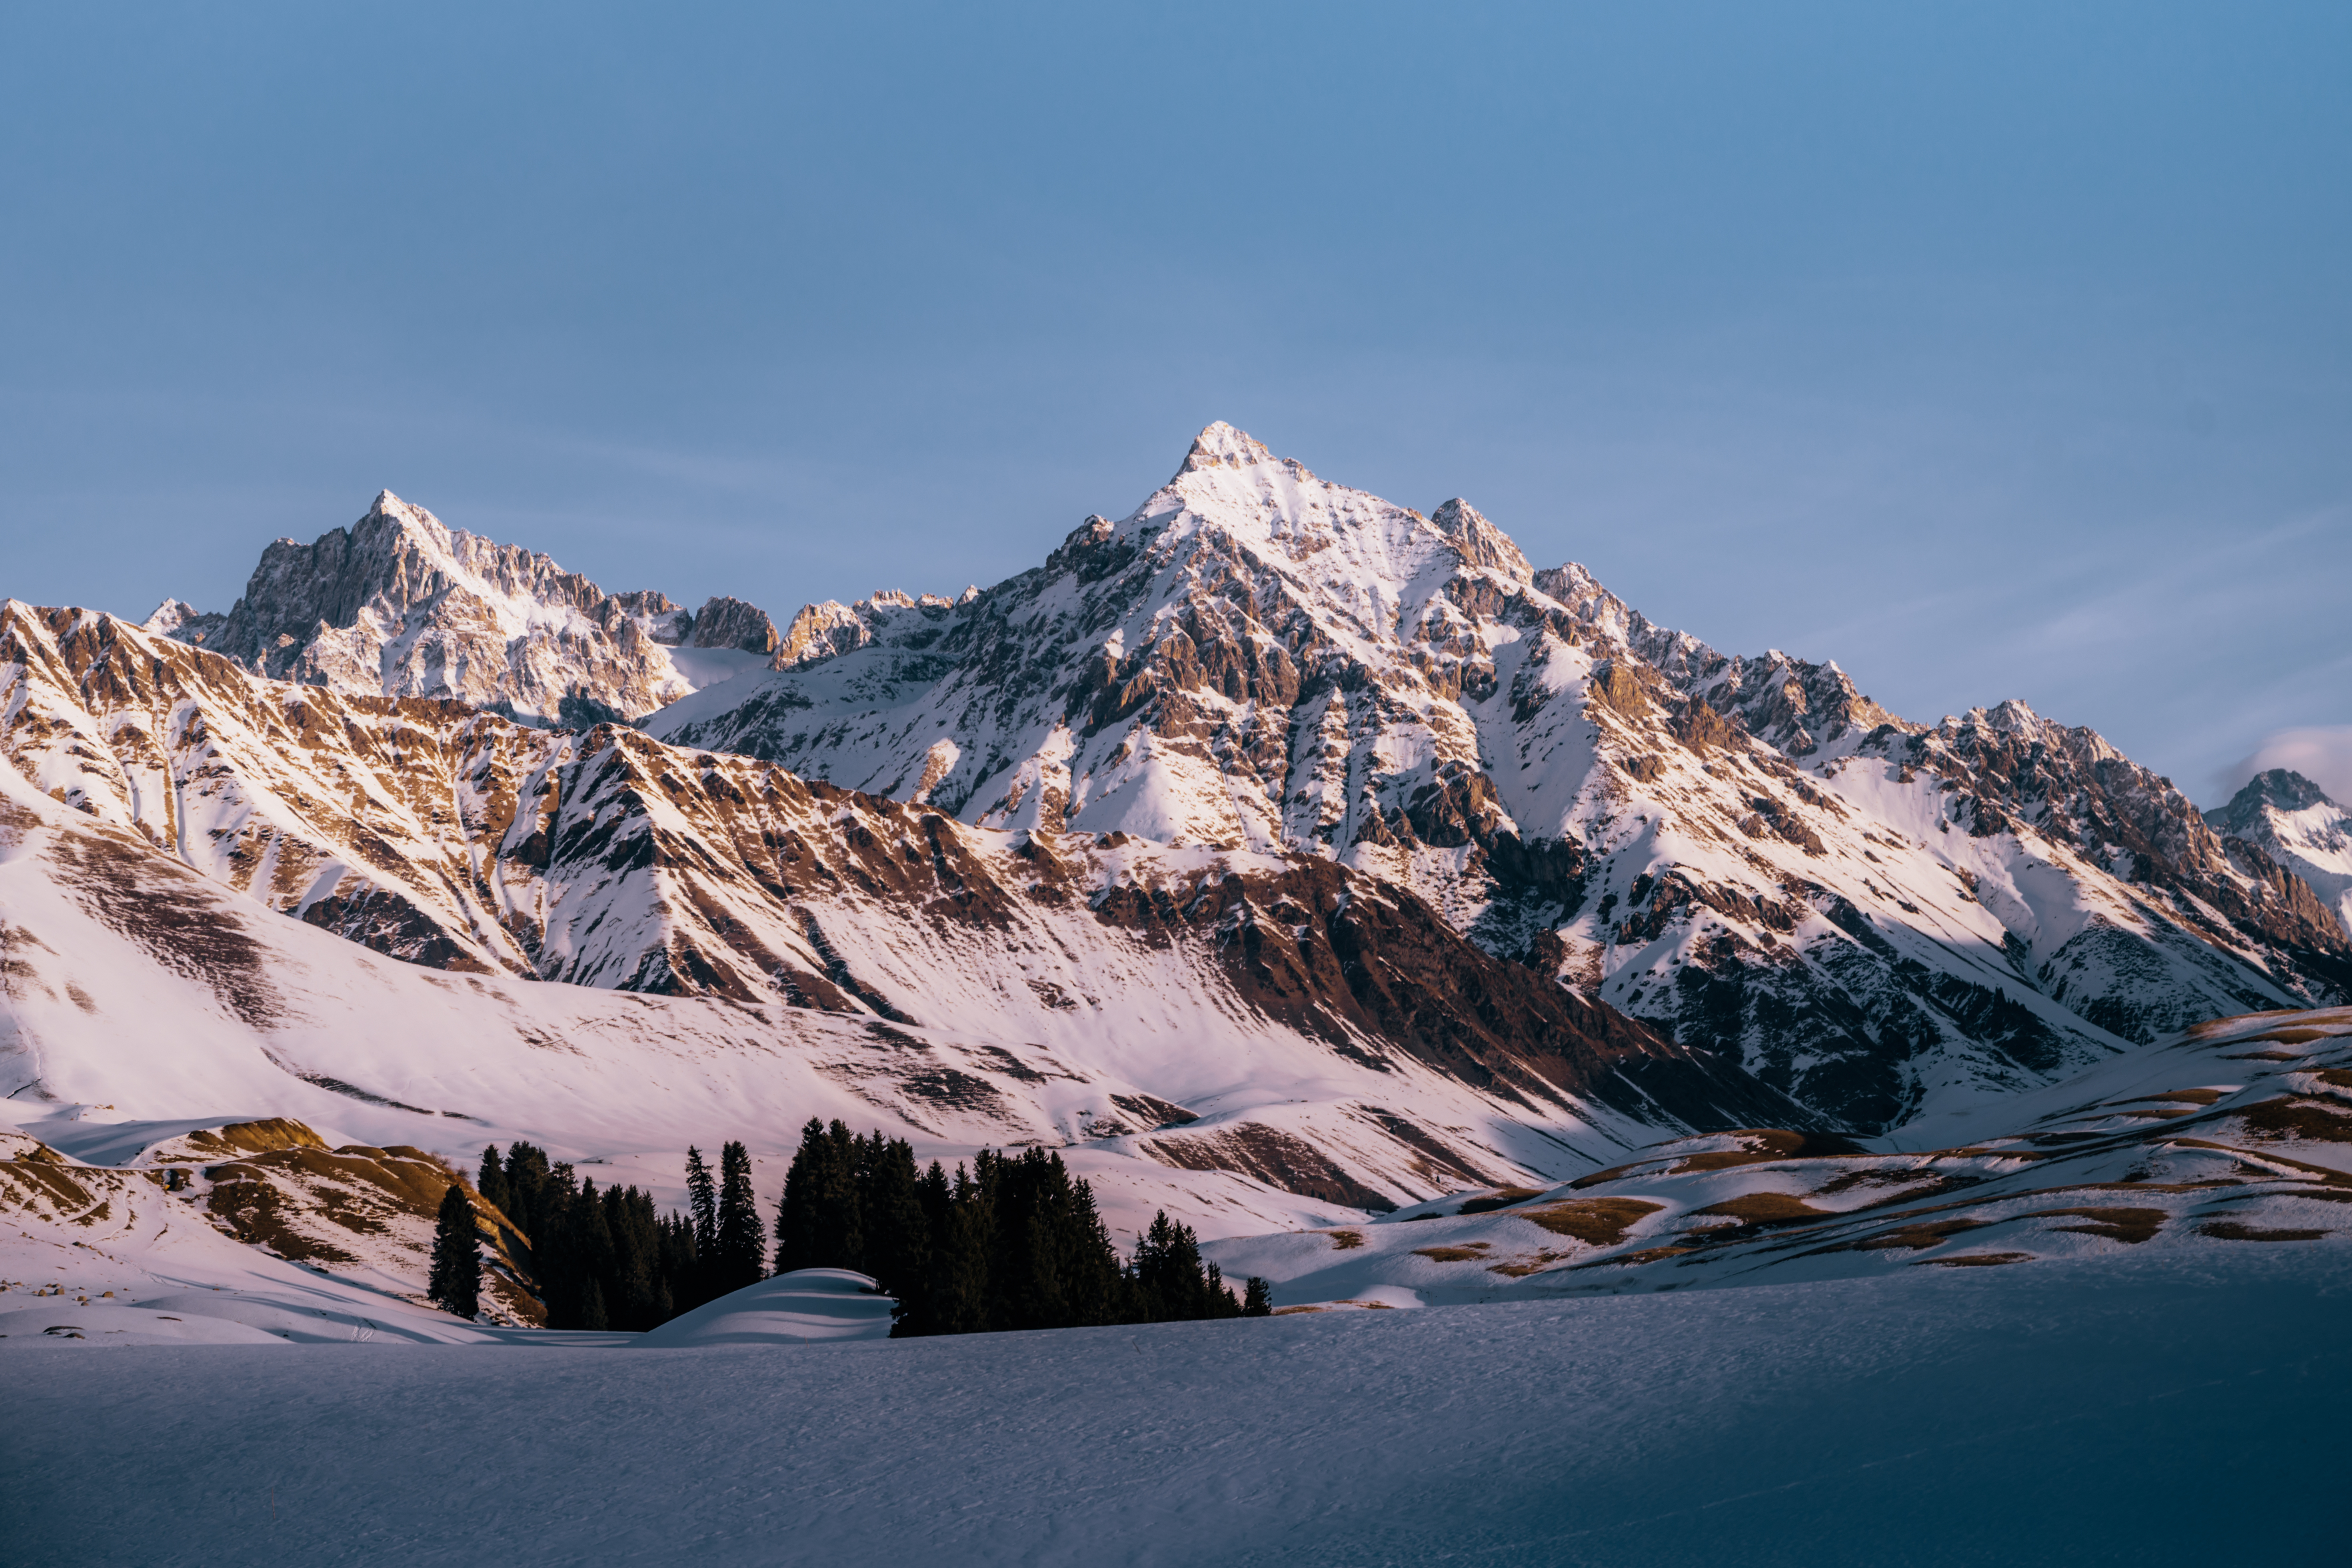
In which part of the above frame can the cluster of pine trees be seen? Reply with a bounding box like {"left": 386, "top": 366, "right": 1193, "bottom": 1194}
{"left": 773, "top": 1119, "right": 1274, "bottom": 1334}
{"left": 426, "top": 1127, "right": 1275, "bottom": 1333}
{"left": 469, "top": 1140, "right": 766, "bottom": 1329}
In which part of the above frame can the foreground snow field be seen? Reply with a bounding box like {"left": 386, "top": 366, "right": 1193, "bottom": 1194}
{"left": 6, "top": 1249, "right": 2342, "bottom": 1567}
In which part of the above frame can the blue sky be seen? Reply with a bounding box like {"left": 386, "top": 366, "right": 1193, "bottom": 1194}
{"left": 4, "top": 2, "right": 2346, "bottom": 803}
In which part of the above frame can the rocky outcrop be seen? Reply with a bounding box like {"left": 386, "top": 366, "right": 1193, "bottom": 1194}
{"left": 146, "top": 492, "right": 774, "bottom": 724}
{"left": 688, "top": 596, "right": 780, "bottom": 654}
{"left": 2207, "top": 769, "right": 2352, "bottom": 940}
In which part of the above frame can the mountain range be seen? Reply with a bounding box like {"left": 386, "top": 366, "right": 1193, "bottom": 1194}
{"left": 6, "top": 421, "right": 2348, "bottom": 1313}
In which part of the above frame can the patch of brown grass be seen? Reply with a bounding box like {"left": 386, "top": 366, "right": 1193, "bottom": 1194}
{"left": 2166, "top": 1137, "right": 2352, "bottom": 1185}
{"left": 1412, "top": 1243, "right": 1491, "bottom": 1263}
{"left": 1569, "top": 1244, "right": 1693, "bottom": 1269}
{"left": 1916, "top": 1252, "right": 2032, "bottom": 1268}
{"left": 1521, "top": 1198, "right": 1663, "bottom": 1246}
{"left": 1457, "top": 1186, "right": 1545, "bottom": 1215}
{"left": 1693, "top": 1191, "right": 1826, "bottom": 1223}
{"left": 150, "top": 1118, "right": 329, "bottom": 1163}
{"left": 2233, "top": 1098, "right": 2352, "bottom": 1145}
{"left": 0, "top": 1161, "right": 98, "bottom": 1214}
{"left": 2024, "top": 1206, "right": 2166, "bottom": 1244}
{"left": 1487, "top": 1250, "right": 1568, "bottom": 1278}
{"left": 1850, "top": 1218, "right": 1991, "bottom": 1252}
{"left": 1326, "top": 1229, "right": 1365, "bottom": 1250}
{"left": 2198, "top": 1221, "right": 2328, "bottom": 1242}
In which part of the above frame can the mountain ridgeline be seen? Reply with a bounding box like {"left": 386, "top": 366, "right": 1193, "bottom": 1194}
{"left": 4, "top": 420, "right": 2340, "bottom": 1246}
{"left": 644, "top": 423, "right": 2352, "bottom": 1127}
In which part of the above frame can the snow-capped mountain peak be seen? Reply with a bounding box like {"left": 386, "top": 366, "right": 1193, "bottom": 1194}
{"left": 1175, "top": 419, "right": 1285, "bottom": 477}
{"left": 2208, "top": 768, "right": 2352, "bottom": 938}
{"left": 147, "top": 491, "right": 783, "bottom": 724}
{"left": 649, "top": 423, "right": 2351, "bottom": 1130}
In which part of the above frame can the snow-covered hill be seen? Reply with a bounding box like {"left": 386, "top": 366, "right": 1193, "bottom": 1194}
{"left": 1208, "top": 1001, "right": 2352, "bottom": 1306}
{"left": 147, "top": 491, "right": 781, "bottom": 723}
{"left": 650, "top": 423, "right": 2351, "bottom": 1129}
{"left": 2208, "top": 768, "right": 2352, "bottom": 939}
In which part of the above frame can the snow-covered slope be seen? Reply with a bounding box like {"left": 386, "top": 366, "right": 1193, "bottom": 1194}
{"left": 2208, "top": 768, "right": 2352, "bottom": 939}
{"left": 8, "top": 1247, "right": 2342, "bottom": 1565}
{"left": 636, "top": 1268, "right": 895, "bottom": 1347}
{"left": 1208, "top": 1001, "right": 2352, "bottom": 1307}
{"left": 146, "top": 491, "right": 780, "bottom": 723}
{"left": 649, "top": 423, "right": 2351, "bottom": 1131}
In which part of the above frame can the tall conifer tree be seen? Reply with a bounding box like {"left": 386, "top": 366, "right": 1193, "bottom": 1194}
{"left": 427, "top": 1180, "right": 480, "bottom": 1319}
{"left": 713, "top": 1139, "right": 765, "bottom": 1293}
{"left": 476, "top": 1146, "right": 508, "bottom": 1214}
{"left": 685, "top": 1145, "right": 717, "bottom": 1254}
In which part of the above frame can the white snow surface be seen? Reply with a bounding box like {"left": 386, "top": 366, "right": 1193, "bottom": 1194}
{"left": 637, "top": 1268, "right": 895, "bottom": 1348}
{"left": 4, "top": 1248, "right": 2340, "bottom": 1565}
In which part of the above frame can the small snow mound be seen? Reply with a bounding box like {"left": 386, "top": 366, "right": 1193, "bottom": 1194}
{"left": 637, "top": 1268, "right": 895, "bottom": 1349}
{"left": 0, "top": 1302, "right": 285, "bottom": 1347}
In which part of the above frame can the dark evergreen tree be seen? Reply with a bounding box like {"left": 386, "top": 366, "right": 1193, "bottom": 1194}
{"left": 712, "top": 1139, "right": 765, "bottom": 1294}
{"left": 477, "top": 1145, "right": 508, "bottom": 1215}
{"left": 931, "top": 1162, "right": 995, "bottom": 1335}
{"left": 657, "top": 1208, "right": 700, "bottom": 1312}
{"left": 685, "top": 1145, "right": 717, "bottom": 1255}
{"left": 577, "top": 1276, "right": 609, "bottom": 1331}
{"left": 502, "top": 1142, "right": 556, "bottom": 1245}
{"left": 1243, "top": 1275, "right": 1274, "bottom": 1316}
{"left": 858, "top": 1132, "right": 930, "bottom": 1300}
{"left": 426, "top": 1180, "right": 480, "bottom": 1319}
{"left": 1130, "top": 1210, "right": 1235, "bottom": 1321}
{"left": 774, "top": 1119, "right": 843, "bottom": 1274}
{"left": 603, "top": 1183, "right": 669, "bottom": 1330}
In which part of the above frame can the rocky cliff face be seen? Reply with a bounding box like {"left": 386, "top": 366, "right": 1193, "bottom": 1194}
{"left": 1, "top": 599, "right": 1813, "bottom": 1223}
{"left": 648, "top": 423, "right": 2351, "bottom": 1131}
{"left": 144, "top": 492, "right": 781, "bottom": 725}
{"left": 2207, "top": 769, "right": 2352, "bottom": 940}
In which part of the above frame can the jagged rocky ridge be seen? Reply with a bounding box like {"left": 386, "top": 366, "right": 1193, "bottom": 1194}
{"left": 147, "top": 491, "right": 784, "bottom": 725}
{"left": 649, "top": 423, "right": 2352, "bottom": 1131}
{"left": 0, "top": 600, "right": 1811, "bottom": 1228}
{"left": 2206, "top": 769, "right": 2352, "bottom": 942}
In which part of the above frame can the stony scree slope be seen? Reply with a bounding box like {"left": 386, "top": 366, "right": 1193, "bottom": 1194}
{"left": 650, "top": 423, "right": 2350, "bottom": 1131}
{"left": 146, "top": 491, "right": 778, "bottom": 725}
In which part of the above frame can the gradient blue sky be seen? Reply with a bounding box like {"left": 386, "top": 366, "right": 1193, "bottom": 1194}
{"left": 5, "top": 3, "right": 2347, "bottom": 804}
